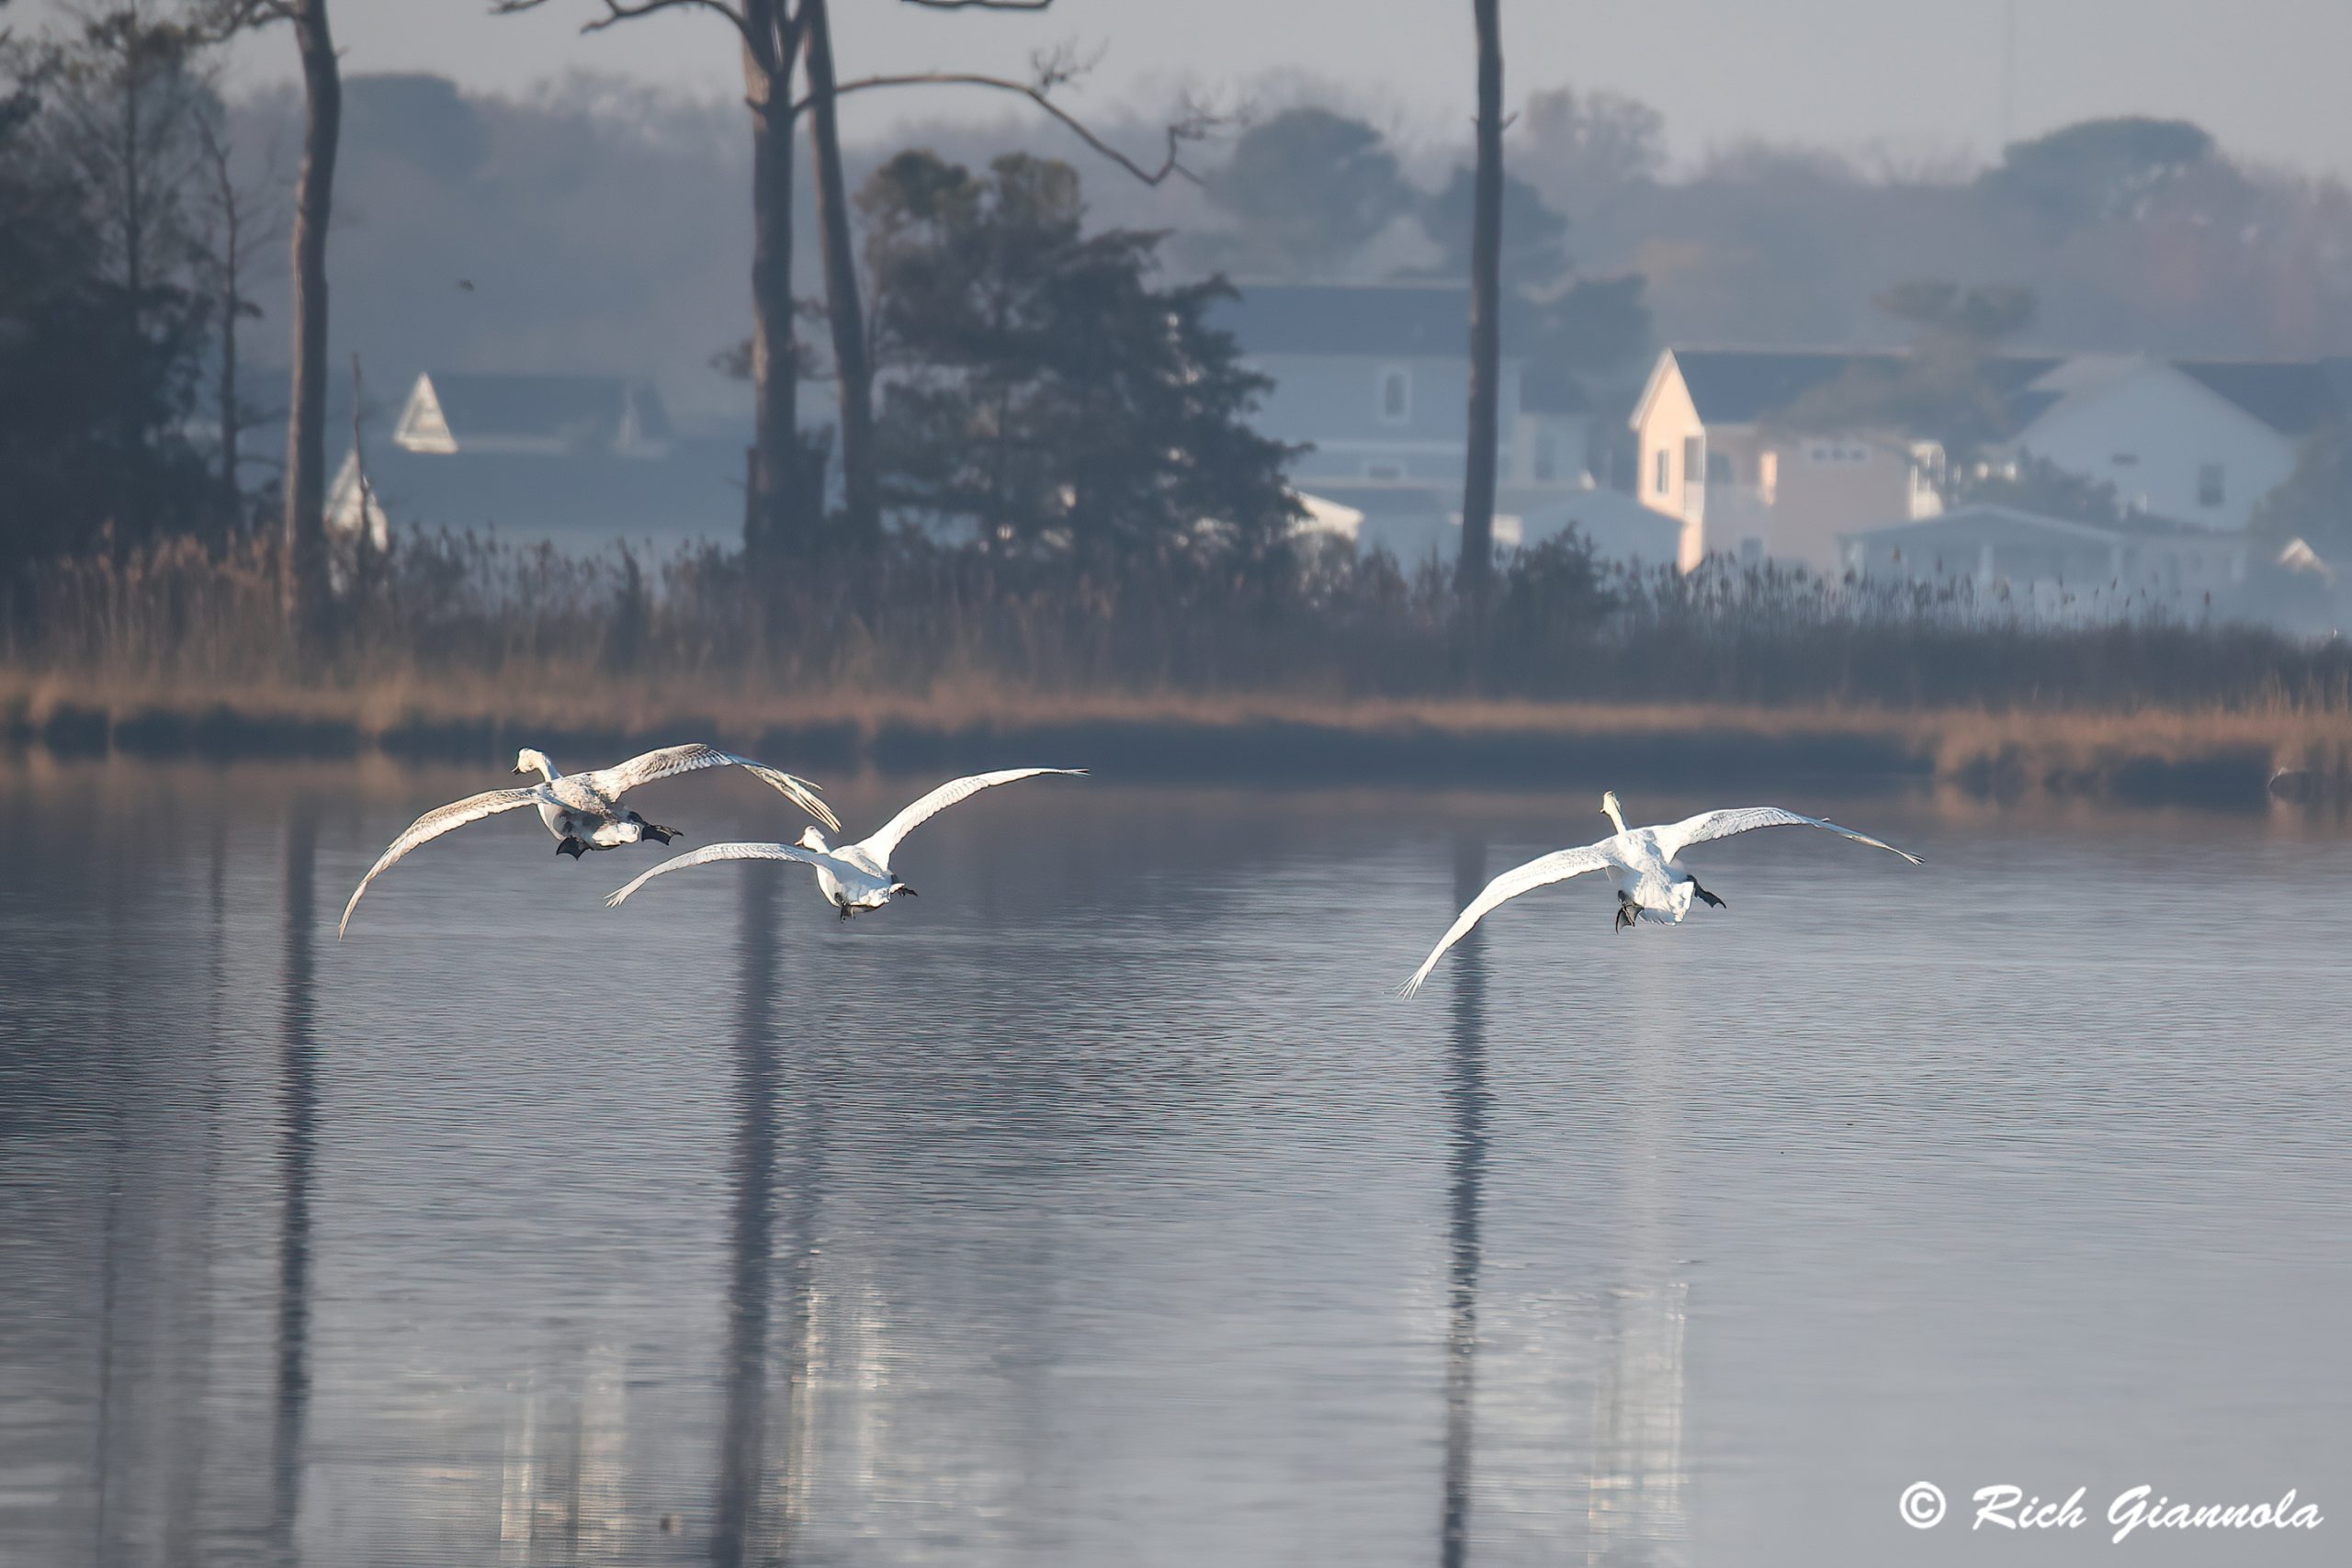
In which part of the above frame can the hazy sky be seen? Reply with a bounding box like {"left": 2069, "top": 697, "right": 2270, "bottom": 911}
{"left": 42, "top": 0, "right": 2352, "bottom": 175}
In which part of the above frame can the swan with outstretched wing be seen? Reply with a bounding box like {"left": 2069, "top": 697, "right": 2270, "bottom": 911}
{"left": 1397, "top": 791, "right": 1920, "bottom": 997}
{"left": 339, "top": 743, "right": 838, "bottom": 936}
{"left": 606, "top": 767, "right": 1085, "bottom": 919}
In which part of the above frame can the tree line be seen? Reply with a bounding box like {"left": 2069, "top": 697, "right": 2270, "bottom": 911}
{"left": 11, "top": 0, "right": 2352, "bottom": 655}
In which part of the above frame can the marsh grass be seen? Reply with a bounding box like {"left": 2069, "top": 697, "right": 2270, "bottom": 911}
{"left": 5, "top": 529, "right": 2350, "bottom": 795}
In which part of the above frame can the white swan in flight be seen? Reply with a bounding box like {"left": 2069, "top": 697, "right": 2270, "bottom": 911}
{"left": 605, "top": 767, "right": 1084, "bottom": 919}
{"left": 339, "top": 744, "right": 840, "bottom": 937}
{"left": 1398, "top": 790, "right": 1921, "bottom": 997}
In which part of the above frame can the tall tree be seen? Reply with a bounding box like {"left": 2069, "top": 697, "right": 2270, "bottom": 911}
{"left": 860, "top": 150, "right": 1297, "bottom": 580}
{"left": 0, "top": 11, "right": 212, "bottom": 568}
{"left": 797, "top": 0, "right": 874, "bottom": 549}
{"left": 28, "top": 1, "right": 216, "bottom": 536}
{"left": 193, "top": 101, "right": 277, "bottom": 519}
{"left": 1204, "top": 106, "right": 1409, "bottom": 277}
{"left": 1418, "top": 165, "right": 1565, "bottom": 288}
{"left": 796, "top": 23, "right": 1211, "bottom": 560}
{"left": 210, "top": 0, "right": 341, "bottom": 642}
{"left": 498, "top": 0, "right": 815, "bottom": 563}
{"left": 278, "top": 0, "right": 336, "bottom": 647}
{"left": 1457, "top": 0, "right": 1502, "bottom": 599}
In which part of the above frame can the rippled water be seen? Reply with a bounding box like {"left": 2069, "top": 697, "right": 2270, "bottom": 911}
{"left": 2, "top": 759, "right": 2347, "bottom": 1566}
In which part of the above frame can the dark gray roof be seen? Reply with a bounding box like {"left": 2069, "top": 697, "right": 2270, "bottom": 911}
{"left": 1214, "top": 283, "right": 1518, "bottom": 359}
{"left": 1670, "top": 348, "right": 2063, "bottom": 424}
{"left": 425, "top": 372, "right": 674, "bottom": 445}
{"left": 2175, "top": 359, "right": 2348, "bottom": 437}
{"left": 348, "top": 442, "right": 739, "bottom": 547}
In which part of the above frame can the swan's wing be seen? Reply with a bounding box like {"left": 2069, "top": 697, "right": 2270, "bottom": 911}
{"left": 1397, "top": 844, "right": 1613, "bottom": 998}
{"left": 1655, "top": 807, "right": 1923, "bottom": 865}
{"left": 861, "top": 768, "right": 1085, "bottom": 865}
{"left": 585, "top": 743, "right": 841, "bottom": 830}
{"left": 603, "top": 840, "right": 854, "bottom": 908}
{"left": 339, "top": 788, "right": 542, "bottom": 938}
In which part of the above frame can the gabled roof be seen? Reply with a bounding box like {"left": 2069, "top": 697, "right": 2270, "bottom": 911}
{"left": 1213, "top": 283, "right": 1523, "bottom": 359}
{"left": 419, "top": 371, "right": 673, "bottom": 445}
{"left": 1645, "top": 347, "right": 2066, "bottom": 429}
{"left": 1670, "top": 349, "right": 1902, "bottom": 424}
{"left": 2174, "top": 358, "right": 2348, "bottom": 437}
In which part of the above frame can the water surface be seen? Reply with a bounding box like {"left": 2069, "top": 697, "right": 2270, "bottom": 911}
{"left": 2, "top": 761, "right": 2346, "bottom": 1565}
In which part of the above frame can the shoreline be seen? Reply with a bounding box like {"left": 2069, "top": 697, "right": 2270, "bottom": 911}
{"left": 6, "top": 676, "right": 2346, "bottom": 807}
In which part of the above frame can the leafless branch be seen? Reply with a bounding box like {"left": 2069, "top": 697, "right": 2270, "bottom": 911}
{"left": 490, "top": 0, "right": 752, "bottom": 47}
{"left": 805, "top": 66, "right": 1217, "bottom": 187}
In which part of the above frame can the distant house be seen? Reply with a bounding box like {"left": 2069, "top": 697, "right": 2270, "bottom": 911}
{"left": 1840, "top": 502, "right": 2249, "bottom": 619}
{"left": 1630, "top": 344, "right": 2352, "bottom": 575}
{"left": 1628, "top": 347, "right": 2059, "bottom": 573}
{"left": 326, "top": 371, "right": 737, "bottom": 553}
{"left": 2003, "top": 354, "right": 2351, "bottom": 532}
{"left": 1294, "top": 479, "right": 1680, "bottom": 569}
{"left": 1214, "top": 282, "right": 1543, "bottom": 490}
{"left": 385, "top": 370, "right": 674, "bottom": 458}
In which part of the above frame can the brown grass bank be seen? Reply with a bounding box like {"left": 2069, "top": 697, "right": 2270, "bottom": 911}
{"left": 6, "top": 532, "right": 2350, "bottom": 805}
{"left": 7, "top": 670, "right": 2350, "bottom": 808}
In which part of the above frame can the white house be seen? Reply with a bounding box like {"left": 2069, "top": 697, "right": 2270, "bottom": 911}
{"left": 1625, "top": 347, "right": 2054, "bottom": 574}
{"left": 2004, "top": 355, "right": 2347, "bottom": 532}
{"left": 1213, "top": 282, "right": 1555, "bottom": 490}
{"left": 1840, "top": 502, "right": 2251, "bottom": 621}
{"left": 1632, "top": 344, "right": 2352, "bottom": 575}
{"left": 1294, "top": 479, "right": 1680, "bottom": 570}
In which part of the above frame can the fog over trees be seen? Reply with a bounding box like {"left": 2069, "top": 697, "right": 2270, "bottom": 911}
{"left": 180, "top": 70, "right": 2352, "bottom": 440}
{"left": 11, "top": 0, "right": 2352, "bottom": 612}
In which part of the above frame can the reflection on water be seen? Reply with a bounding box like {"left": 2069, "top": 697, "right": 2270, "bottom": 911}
{"left": 1440, "top": 832, "right": 1487, "bottom": 1568}
{"left": 3, "top": 761, "right": 2351, "bottom": 1567}
{"left": 275, "top": 806, "right": 318, "bottom": 1562}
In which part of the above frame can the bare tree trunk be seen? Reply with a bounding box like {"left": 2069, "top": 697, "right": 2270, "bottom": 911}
{"left": 742, "top": 5, "right": 804, "bottom": 563}
{"left": 280, "top": 0, "right": 339, "bottom": 648}
{"left": 1457, "top": 0, "right": 1503, "bottom": 603}
{"left": 801, "top": 0, "right": 877, "bottom": 551}
{"left": 200, "top": 119, "right": 243, "bottom": 514}
{"left": 219, "top": 247, "right": 239, "bottom": 506}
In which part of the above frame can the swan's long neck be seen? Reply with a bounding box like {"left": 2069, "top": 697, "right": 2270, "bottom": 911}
{"left": 1602, "top": 795, "right": 1628, "bottom": 834}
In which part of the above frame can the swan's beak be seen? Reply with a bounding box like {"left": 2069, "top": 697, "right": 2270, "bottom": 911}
{"left": 512, "top": 765, "right": 528, "bottom": 775}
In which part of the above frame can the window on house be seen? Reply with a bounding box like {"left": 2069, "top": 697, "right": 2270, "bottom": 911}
{"left": 2198, "top": 462, "right": 2225, "bottom": 507}
{"left": 1682, "top": 435, "right": 1703, "bottom": 488}
{"left": 1654, "top": 447, "right": 1669, "bottom": 495}
{"left": 1377, "top": 367, "right": 1411, "bottom": 423}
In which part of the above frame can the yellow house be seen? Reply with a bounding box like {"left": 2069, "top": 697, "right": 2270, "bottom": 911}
{"left": 1628, "top": 348, "right": 1995, "bottom": 572}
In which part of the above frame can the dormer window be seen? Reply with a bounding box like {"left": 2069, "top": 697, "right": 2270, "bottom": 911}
{"left": 1377, "top": 367, "right": 1411, "bottom": 424}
